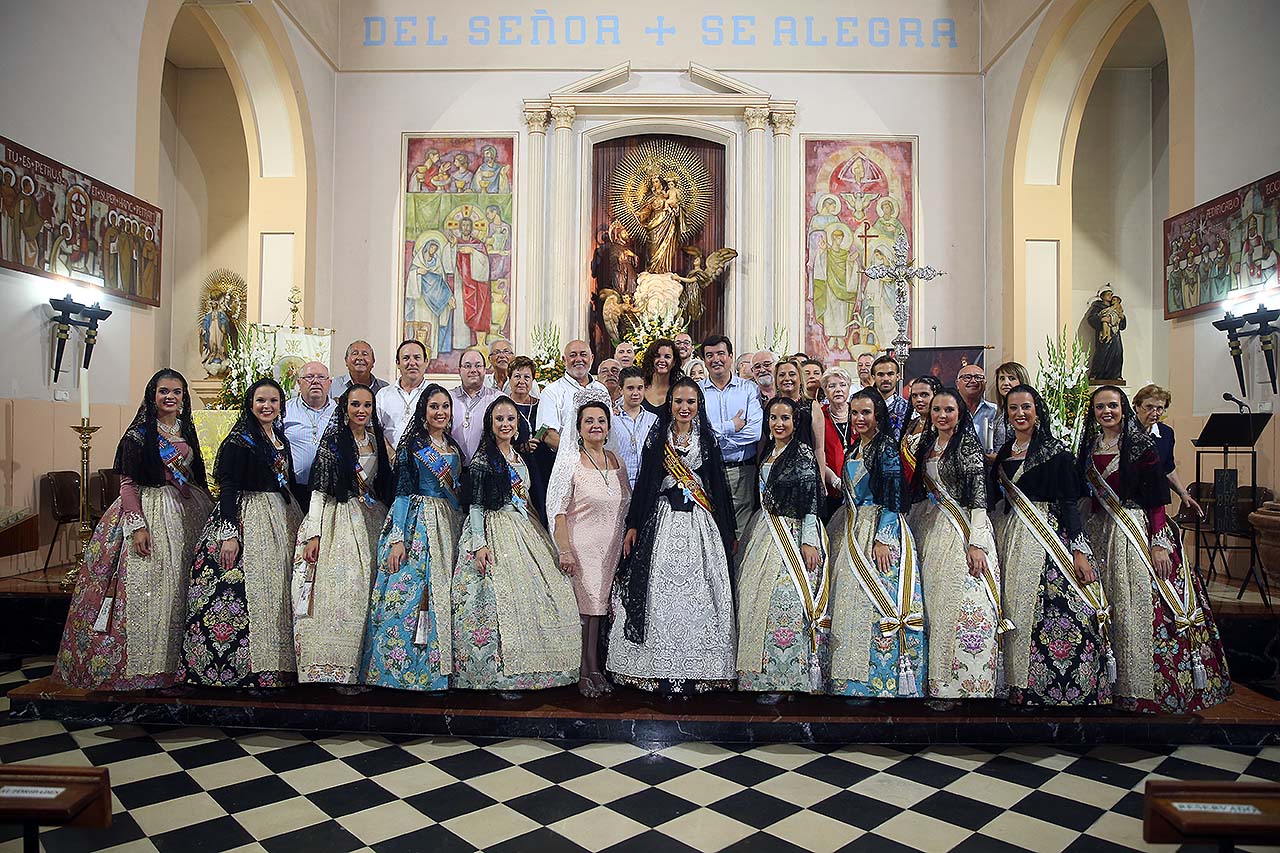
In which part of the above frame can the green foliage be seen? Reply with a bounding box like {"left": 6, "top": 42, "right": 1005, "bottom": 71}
{"left": 1036, "top": 329, "right": 1092, "bottom": 452}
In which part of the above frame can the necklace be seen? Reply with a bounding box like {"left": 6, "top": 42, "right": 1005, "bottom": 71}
{"left": 302, "top": 402, "right": 328, "bottom": 440}
{"left": 583, "top": 446, "right": 611, "bottom": 486}
{"left": 428, "top": 431, "right": 450, "bottom": 452}
{"left": 514, "top": 402, "right": 534, "bottom": 437}
{"left": 157, "top": 418, "right": 182, "bottom": 438}
{"left": 1096, "top": 433, "right": 1121, "bottom": 452}
{"left": 460, "top": 389, "right": 487, "bottom": 430}
{"left": 353, "top": 429, "right": 374, "bottom": 451}
{"left": 616, "top": 408, "right": 644, "bottom": 451}
{"left": 1010, "top": 438, "right": 1030, "bottom": 456}
{"left": 930, "top": 437, "right": 951, "bottom": 459}
{"left": 501, "top": 444, "right": 520, "bottom": 464}
{"left": 832, "top": 417, "right": 851, "bottom": 445}
{"left": 672, "top": 428, "right": 693, "bottom": 450}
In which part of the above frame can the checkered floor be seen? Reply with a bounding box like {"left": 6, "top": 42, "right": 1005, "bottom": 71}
{"left": 3, "top": 658, "right": 1278, "bottom": 853}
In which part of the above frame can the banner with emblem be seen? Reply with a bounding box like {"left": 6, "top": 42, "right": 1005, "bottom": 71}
{"left": 0, "top": 134, "right": 163, "bottom": 307}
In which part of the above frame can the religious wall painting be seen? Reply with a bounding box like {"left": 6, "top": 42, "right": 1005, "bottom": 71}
{"left": 399, "top": 134, "right": 516, "bottom": 375}
{"left": 1163, "top": 169, "right": 1280, "bottom": 319}
{"left": 801, "top": 135, "right": 918, "bottom": 366}
{"left": 0, "top": 134, "right": 162, "bottom": 307}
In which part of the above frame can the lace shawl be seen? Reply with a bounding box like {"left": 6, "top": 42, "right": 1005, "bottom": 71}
{"left": 911, "top": 426, "right": 987, "bottom": 509}
{"left": 759, "top": 438, "right": 821, "bottom": 521}
{"left": 309, "top": 405, "right": 393, "bottom": 505}
{"left": 545, "top": 386, "right": 614, "bottom": 520}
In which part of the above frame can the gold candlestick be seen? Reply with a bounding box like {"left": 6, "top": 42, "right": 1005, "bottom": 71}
{"left": 60, "top": 418, "right": 99, "bottom": 592}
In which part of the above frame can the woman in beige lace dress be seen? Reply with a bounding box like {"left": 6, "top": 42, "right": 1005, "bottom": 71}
{"left": 550, "top": 392, "right": 631, "bottom": 697}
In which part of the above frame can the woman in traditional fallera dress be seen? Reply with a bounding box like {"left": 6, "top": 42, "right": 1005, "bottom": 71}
{"left": 991, "top": 385, "right": 1113, "bottom": 707}
{"left": 736, "top": 397, "right": 830, "bottom": 697}
{"left": 293, "top": 385, "right": 393, "bottom": 685}
{"left": 549, "top": 392, "right": 631, "bottom": 697}
{"left": 909, "top": 387, "right": 1008, "bottom": 701}
{"left": 608, "top": 378, "right": 738, "bottom": 694}
{"left": 361, "top": 384, "right": 463, "bottom": 691}
{"left": 1078, "top": 385, "right": 1230, "bottom": 714}
{"left": 56, "top": 369, "right": 212, "bottom": 690}
{"left": 452, "top": 397, "right": 580, "bottom": 690}
{"left": 827, "top": 389, "right": 925, "bottom": 699}
{"left": 183, "top": 379, "right": 302, "bottom": 687}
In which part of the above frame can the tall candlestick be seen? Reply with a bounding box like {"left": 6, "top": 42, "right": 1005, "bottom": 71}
{"left": 79, "top": 367, "right": 90, "bottom": 421}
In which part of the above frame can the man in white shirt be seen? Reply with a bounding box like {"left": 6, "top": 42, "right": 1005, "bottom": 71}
{"left": 330, "top": 339, "right": 389, "bottom": 398}
{"left": 376, "top": 340, "right": 429, "bottom": 452}
{"left": 700, "top": 336, "right": 763, "bottom": 536}
{"left": 607, "top": 366, "right": 657, "bottom": 488}
{"left": 852, "top": 352, "right": 875, "bottom": 393}
{"left": 451, "top": 347, "right": 501, "bottom": 462}
{"left": 751, "top": 350, "right": 777, "bottom": 409}
{"left": 957, "top": 363, "right": 998, "bottom": 452}
{"left": 282, "top": 361, "right": 336, "bottom": 512}
{"left": 536, "top": 339, "right": 608, "bottom": 451}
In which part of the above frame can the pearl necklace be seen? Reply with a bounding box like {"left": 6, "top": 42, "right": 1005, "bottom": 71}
{"left": 1096, "top": 433, "right": 1121, "bottom": 453}
{"left": 157, "top": 418, "right": 182, "bottom": 438}
{"left": 1010, "top": 438, "right": 1030, "bottom": 456}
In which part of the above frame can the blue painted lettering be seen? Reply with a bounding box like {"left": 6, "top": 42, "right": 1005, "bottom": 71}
{"left": 836, "top": 17, "right": 857, "bottom": 46}
{"left": 645, "top": 16, "right": 676, "bottom": 46}
{"left": 468, "top": 16, "right": 489, "bottom": 45}
{"left": 869, "top": 17, "right": 890, "bottom": 47}
{"left": 597, "top": 15, "right": 620, "bottom": 45}
{"left": 732, "top": 15, "right": 755, "bottom": 45}
{"left": 498, "top": 15, "right": 520, "bottom": 44}
{"left": 900, "top": 17, "right": 923, "bottom": 47}
{"left": 933, "top": 18, "right": 957, "bottom": 48}
{"left": 363, "top": 16, "right": 386, "bottom": 46}
{"left": 564, "top": 15, "right": 586, "bottom": 45}
{"left": 774, "top": 17, "right": 797, "bottom": 47}
{"left": 394, "top": 16, "right": 416, "bottom": 46}
{"left": 805, "top": 17, "right": 828, "bottom": 46}
{"left": 702, "top": 15, "right": 724, "bottom": 45}
{"left": 424, "top": 16, "right": 446, "bottom": 46}
{"left": 531, "top": 9, "right": 554, "bottom": 45}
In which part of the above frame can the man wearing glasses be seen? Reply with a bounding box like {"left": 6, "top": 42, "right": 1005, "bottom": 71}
{"left": 282, "top": 361, "right": 336, "bottom": 511}
{"left": 956, "top": 364, "right": 998, "bottom": 452}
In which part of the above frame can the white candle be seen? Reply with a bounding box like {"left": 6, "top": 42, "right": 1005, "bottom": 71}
{"left": 79, "top": 367, "right": 90, "bottom": 422}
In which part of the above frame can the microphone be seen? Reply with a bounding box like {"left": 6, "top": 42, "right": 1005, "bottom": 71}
{"left": 1223, "top": 392, "right": 1251, "bottom": 412}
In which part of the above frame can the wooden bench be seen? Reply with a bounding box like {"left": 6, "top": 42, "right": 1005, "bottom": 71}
{"left": 1144, "top": 779, "right": 1280, "bottom": 852}
{"left": 0, "top": 766, "right": 111, "bottom": 853}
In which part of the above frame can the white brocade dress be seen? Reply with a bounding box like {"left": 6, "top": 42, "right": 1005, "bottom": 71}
{"left": 292, "top": 449, "right": 387, "bottom": 684}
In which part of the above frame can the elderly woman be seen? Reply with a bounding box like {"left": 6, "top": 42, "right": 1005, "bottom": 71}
{"left": 1132, "top": 384, "right": 1203, "bottom": 520}
{"left": 820, "top": 367, "right": 854, "bottom": 521}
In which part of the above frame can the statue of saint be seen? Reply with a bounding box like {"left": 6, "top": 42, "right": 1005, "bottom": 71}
{"left": 637, "top": 174, "right": 685, "bottom": 273}
{"left": 1086, "top": 286, "right": 1126, "bottom": 382}
{"left": 198, "top": 269, "right": 246, "bottom": 378}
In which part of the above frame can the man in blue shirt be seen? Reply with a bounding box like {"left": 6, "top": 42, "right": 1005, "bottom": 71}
{"left": 700, "top": 335, "right": 763, "bottom": 538}
{"left": 957, "top": 363, "right": 999, "bottom": 453}
{"left": 282, "top": 361, "right": 337, "bottom": 512}
{"left": 871, "top": 354, "right": 912, "bottom": 439}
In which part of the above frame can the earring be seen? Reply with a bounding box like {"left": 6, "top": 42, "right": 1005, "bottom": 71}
{"left": 577, "top": 435, "right": 584, "bottom": 449}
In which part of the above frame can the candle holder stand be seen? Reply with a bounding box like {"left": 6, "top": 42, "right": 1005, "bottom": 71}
{"left": 60, "top": 419, "right": 99, "bottom": 592}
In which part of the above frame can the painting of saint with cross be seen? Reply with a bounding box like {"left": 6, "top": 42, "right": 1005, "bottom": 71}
{"left": 802, "top": 136, "right": 918, "bottom": 367}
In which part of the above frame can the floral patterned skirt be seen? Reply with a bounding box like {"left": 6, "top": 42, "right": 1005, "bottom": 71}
{"left": 359, "top": 497, "right": 458, "bottom": 691}
{"left": 182, "top": 493, "right": 301, "bottom": 688}
{"left": 1006, "top": 560, "right": 1113, "bottom": 707}
{"left": 450, "top": 509, "right": 578, "bottom": 691}
{"left": 56, "top": 487, "right": 211, "bottom": 691}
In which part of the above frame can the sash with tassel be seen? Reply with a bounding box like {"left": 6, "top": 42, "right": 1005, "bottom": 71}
{"left": 353, "top": 460, "right": 378, "bottom": 508}
{"left": 922, "top": 469, "right": 1014, "bottom": 636}
{"left": 997, "top": 466, "right": 1116, "bottom": 683}
{"left": 664, "top": 443, "right": 716, "bottom": 516}
{"left": 415, "top": 443, "right": 461, "bottom": 511}
{"left": 841, "top": 459, "right": 923, "bottom": 696}
{"left": 1086, "top": 462, "right": 1208, "bottom": 689}
{"left": 760, "top": 474, "right": 831, "bottom": 691}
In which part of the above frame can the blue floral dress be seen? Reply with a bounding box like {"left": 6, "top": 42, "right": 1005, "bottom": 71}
{"left": 827, "top": 447, "right": 926, "bottom": 697}
{"left": 359, "top": 446, "right": 461, "bottom": 691}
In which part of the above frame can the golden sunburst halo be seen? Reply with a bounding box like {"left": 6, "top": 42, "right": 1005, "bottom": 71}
{"left": 198, "top": 268, "right": 247, "bottom": 324}
{"left": 609, "top": 138, "right": 712, "bottom": 244}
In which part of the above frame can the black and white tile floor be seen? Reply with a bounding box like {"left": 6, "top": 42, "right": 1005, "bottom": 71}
{"left": 2, "top": 658, "right": 1278, "bottom": 853}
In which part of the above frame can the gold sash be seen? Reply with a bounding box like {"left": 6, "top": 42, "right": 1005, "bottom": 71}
{"left": 664, "top": 442, "right": 715, "bottom": 516}
{"left": 923, "top": 469, "right": 1014, "bottom": 634}
{"left": 764, "top": 506, "right": 831, "bottom": 655}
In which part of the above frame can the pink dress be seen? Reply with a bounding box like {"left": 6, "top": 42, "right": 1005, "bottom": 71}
{"left": 565, "top": 465, "right": 630, "bottom": 615}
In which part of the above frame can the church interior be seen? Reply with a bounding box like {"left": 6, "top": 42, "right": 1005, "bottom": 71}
{"left": 1, "top": 1, "right": 1279, "bottom": 851}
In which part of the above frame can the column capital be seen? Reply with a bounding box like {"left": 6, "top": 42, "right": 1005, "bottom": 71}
{"left": 769, "top": 110, "right": 796, "bottom": 135}
{"left": 523, "top": 108, "right": 550, "bottom": 133}
{"left": 744, "top": 106, "right": 771, "bottom": 131}
{"left": 550, "top": 105, "right": 577, "bottom": 130}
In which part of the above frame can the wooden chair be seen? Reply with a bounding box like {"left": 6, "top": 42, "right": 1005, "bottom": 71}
{"left": 39, "top": 472, "right": 81, "bottom": 570}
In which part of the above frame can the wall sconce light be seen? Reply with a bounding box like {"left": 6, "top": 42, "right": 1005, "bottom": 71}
{"left": 1214, "top": 303, "right": 1278, "bottom": 395}
{"left": 48, "top": 295, "right": 112, "bottom": 382}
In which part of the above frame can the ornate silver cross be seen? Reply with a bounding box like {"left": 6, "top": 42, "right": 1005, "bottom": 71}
{"left": 862, "top": 233, "right": 945, "bottom": 362}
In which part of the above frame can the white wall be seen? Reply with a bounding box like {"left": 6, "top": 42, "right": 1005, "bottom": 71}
{"left": 327, "top": 68, "right": 987, "bottom": 372}
{"left": 0, "top": 0, "right": 151, "bottom": 405}
{"left": 1071, "top": 69, "right": 1160, "bottom": 390}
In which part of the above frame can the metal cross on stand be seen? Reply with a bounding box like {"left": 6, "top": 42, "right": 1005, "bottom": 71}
{"left": 862, "top": 233, "right": 945, "bottom": 362}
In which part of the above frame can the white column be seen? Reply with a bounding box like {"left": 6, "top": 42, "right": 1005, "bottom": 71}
{"left": 521, "top": 107, "right": 549, "bottom": 342}
{"left": 549, "top": 105, "right": 577, "bottom": 339}
{"left": 742, "top": 105, "right": 770, "bottom": 350}
{"left": 770, "top": 109, "right": 797, "bottom": 353}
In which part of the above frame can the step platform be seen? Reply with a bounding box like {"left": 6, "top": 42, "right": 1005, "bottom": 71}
{"left": 10, "top": 677, "right": 1280, "bottom": 747}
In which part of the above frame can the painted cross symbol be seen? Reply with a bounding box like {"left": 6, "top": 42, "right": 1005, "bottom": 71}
{"left": 862, "top": 233, "right": 945, "bottom": 362}
{"left": 856, "top": 221, "right": 878, "bottom": 266}
{"left": 645, "top": 16, "right": 676, "bottom": 45}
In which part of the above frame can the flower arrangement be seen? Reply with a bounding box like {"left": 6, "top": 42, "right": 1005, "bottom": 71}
{"left": 530, "top": 323, "right": 565, "bottom": 384}
{"left": 1037, "top": 328, "right": 1092, "bottom": 452}
{"left": 214, "top": 323, "right": 291, "bottom": 409}
{"left": 753, "top": 326, "right": 789, "bottom": 357}
{"left": 627, "top": 313, "right": 687, "bottom": 364}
